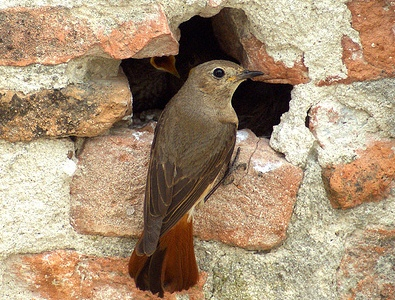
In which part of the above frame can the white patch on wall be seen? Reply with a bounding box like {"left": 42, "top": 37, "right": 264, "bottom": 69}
{"left": 236, "top": 130, "right": 249, "bottom": 142}
{"left": 253, "top": 160, "right": 283, "bottom": 174}
{"left": 132, "top": 132, "right": 144, "bottom": 141}
{"left": 62, "top": 159, "right": 77, "bottom": 176}
{"left": 0, "top": 64, "right": 69, "bottom": 93}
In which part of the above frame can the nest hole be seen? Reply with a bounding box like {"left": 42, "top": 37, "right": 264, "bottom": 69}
{"left": 121, "top": 14, "right": 292, "bottom": 138}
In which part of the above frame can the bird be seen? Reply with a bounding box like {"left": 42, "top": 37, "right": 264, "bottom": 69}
{"left": 128, "top": 60, "right": 263, "bottom": 297}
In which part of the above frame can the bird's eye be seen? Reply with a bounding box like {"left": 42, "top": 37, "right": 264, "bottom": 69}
{"left": 213, "top": 68, "right": 225, "bottom": 78}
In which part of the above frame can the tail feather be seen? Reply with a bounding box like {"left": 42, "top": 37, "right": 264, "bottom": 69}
{"left": 129, "top": 214, "right": 198, "bottom": 297}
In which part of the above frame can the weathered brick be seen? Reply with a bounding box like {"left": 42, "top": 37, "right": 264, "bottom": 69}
{"left": 339, "top": 0, "right": 395, "bottom": 84}
{"left": 0, "top": 74, "right": 131, "bottom": 142}
{"left": 194, "top": 130, "right": 303, "bottom": 250}
{"left": 70, "top": 126, "right": 303, "bottom": 251}
{"left": 70, "top": 125, "right": 153, "bottom": 237}
{"left": 4, "top": 249, "right": 205, "bottom": 300}
{"left": 0, "top": 5, "right": 178, "bottom": 66}
{"left": 322, "top": 140, "right": 395, "bottom": 209}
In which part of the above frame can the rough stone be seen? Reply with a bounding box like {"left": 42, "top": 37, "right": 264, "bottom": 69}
{"left": 338, "top": 0, "right": 395, "bottom": 84}
{"left": 0, "top": 73, "right": 131, "bottom": 142}
{"left": 270, "top": 82, "right": 317, "bottom": 167}
{"left": 308, "top": 98, "right": 379, "bottom": 165}
{"left": 0, "top": 5, "right": 178, "bottom": 66}
{"left": 272, "top": 79, "right": 395, "bottom": 167}
{"left": 0, "top": 56, "right": 122, "bottom": 94}
{"left": 337, "top": 227, "right": 395, "bottom": 300}
{"left": 6, "top": 136, "right": 393, "bottom": 300}
{"left": 70, "top": 126, "right": 303, "bottom": 251}
{"left": 0, "top": 138, "right": 76, "bottom": 258}
{"left": 212, "top": 8, "right": 309, "bottom": 85}
{"left": 322, "top": 140, "right": 395, "bottom": 209}
{"left": 0, "top": 63, "right": 70, "bottom": 94}
{"left": 3, "top": 250, "right": 205, "bottom": 300}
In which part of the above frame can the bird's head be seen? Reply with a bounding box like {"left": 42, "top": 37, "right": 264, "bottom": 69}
{"left": 187, "top": 60, "right": 263, "bottom": 97}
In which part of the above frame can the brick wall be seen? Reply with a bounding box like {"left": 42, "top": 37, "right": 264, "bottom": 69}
{"left": 1, "top": 1, "right": 394, "bottom": 299}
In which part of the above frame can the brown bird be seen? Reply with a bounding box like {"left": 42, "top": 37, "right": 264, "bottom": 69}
{"left": 128, "top": 60, "right": 263, "bottom": 297}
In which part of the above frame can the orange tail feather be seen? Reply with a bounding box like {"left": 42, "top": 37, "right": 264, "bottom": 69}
{"left": 129, "top": 214, "right": 199, "bottom": 297}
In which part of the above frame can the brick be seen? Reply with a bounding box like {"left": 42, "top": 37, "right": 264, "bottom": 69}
{"left": 194, "top": 130, "right": 303, "bottom": 250}
{"left": 337, "top": 228, "right": 395, "bottom": 300}
{"left": 70, "top": 125, "right": 154, "bottom": 237}
{"left": 338, "top": 0, "right": 395, "bottom": 84}
{"left": 212, "top": 8, "right": 309, "bottom": 85}
{"left": 0, "top": 5, "right": 178, "bottom": 66}
{"left": 0, "top": 74, "right": 131, "bottom": 142}
{"left": 5, "top": 249, "right": 205, "bottom": 300}
{"left": 322, "top": 140, "right": 395, "bottom": 209}
{"left": 70, "top": 127, "right": 303, "bottom": 251}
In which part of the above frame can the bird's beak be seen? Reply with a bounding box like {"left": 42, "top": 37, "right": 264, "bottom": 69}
{"left": 237, "top": 70, "right": 264, "bottom": 80}
{"left": 150, "top": 56, "right": 181, "bottom": 78}
{"left": 228, "top": 70, "right": 264, "bottom": 82}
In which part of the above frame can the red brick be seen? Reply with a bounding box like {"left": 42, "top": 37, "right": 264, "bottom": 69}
{"left": 70, "top": 125, "right": 154, "bottom": 237}
{"left": 0, "top": 5, "right": 178, "bottom": 66}
{"left": 337, "top": 228, "right": 395, "bottom": 300}
{"left": 322, "top": 140, "right": 395, "bottom": 209}
{"left": 5, "top": 249, "right": 205, "bottom": 300}
{"left": 337, "top": 0, "right": 395, "bottom": 84}
{"left": 70, "top": 127, "right": 303, "bottom": 251}
{"left": 194, "top": 132, "right": 302, "bottom": 250}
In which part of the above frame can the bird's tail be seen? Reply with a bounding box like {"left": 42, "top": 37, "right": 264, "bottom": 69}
{"left": 129, "top": 214, "right": 199, "bottom": 297}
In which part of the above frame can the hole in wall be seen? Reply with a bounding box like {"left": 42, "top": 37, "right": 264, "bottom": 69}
{"left": 121, "top": 14, "right": 292, "bottom": 138}
{"left": 234, "top": 81, "right": 292, "bottom": 137}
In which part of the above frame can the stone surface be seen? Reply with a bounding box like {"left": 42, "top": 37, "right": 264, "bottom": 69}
{"left": 0, "top": 136, "right": 134, "bottom": 261}
{"left": 0, "top": 0, "right": 360, "bottom": 84}
{"left": 337, "top": 227, "right": 395, "bottom": 300}
{"left": 308, "top": 98, "right": 379, "bottom": 165}
{"left": 212, "top": 8, "right": 309, "bottom": 85}
{"left": 338, "top": 0, "right": 395, "bottom": 84}
{"left": 270, "top": 82, "right": 317, "bottom": 167}
{"left": 0, "top": 56, "right": 122, "bottom": 94}
{"left": 70, "top": 126, "right": 302, "bottom": 251}
{"left": 0, "top": 5, "right": 178, "bottom": 66}
{"left": 322, "top": 140, "right": 395, "bottom": 209}
{"left": 0, "top": 138, "right": 76, "bottom": 258}
{"left": 272, "top": 79, "right": 395, "bottom": 167}
{"left": 0, "top": 73, "right": 131, "bottom": 142}
{"left": 3, "top": 250, "right": 205, "bottom": 300}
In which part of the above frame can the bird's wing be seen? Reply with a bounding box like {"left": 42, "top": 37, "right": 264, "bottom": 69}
{"left": 139, "top": 120, "right": 236, "bottom": 255}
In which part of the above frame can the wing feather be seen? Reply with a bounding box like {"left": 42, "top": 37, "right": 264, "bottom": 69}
{"left": 160, "top": 133, "right": 235, "bottom": 235}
